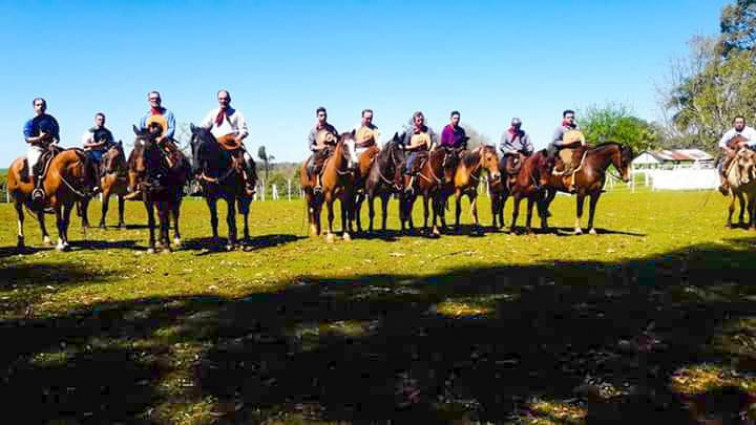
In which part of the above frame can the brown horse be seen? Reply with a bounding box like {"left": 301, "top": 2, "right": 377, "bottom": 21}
{"left": 450, "top": 145, "right": 500, "bottom": 231}
{"left": 354, "top": 134, "right": 405, "bottom": 233}
{"left": 8, "top": 148, "right": 96, "bottom": 251}
{"left": 543, "top": 142, "right": 633, "bottom": 234}
{"left": 509, "top": 150, "right": 553, "bottom": 234}
{"left": 300, "top": 133, "right": 358, "bottom": 242}
{"left": 725, "top": 147, "right": 756, "bottom": 228}
{"left": 80, "top": 142, "right": 129, "bottom": 229}
{"left": 353, "top": 144, "right": 381, "bottom": 232}
{"left": 128, "top": 126, "right": 190, "bottom": 253}
{"left": 489, "top": 152, "right": 527, "bottom": 229}
{"left": 400, "top": 148, "right": 457, "bottom": 236}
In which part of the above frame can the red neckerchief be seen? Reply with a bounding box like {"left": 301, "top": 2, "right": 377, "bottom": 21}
{"left": 561, "top": 120, "right": 575, "bottom": 129}
{"left": 215, "top": 109, "right": 226, "bottom": 126}
{"left": 151, "top": 107, "right": 163, "bottom": 116}
{"left": 508, "top": 127, "right": 520, "bottom": 136}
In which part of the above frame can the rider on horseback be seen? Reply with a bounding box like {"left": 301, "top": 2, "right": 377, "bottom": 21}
{"left": 717, "top": 115, "right": 756, "bottom": 195}
{"left": 548, "top": 109, "right": 585, "bottom": 192}
{"left": 353, "top": 109, "right": 380, "bottom": 149}
{"left": 499, "top": 117, "right": 534, "bottom": 176}
{"left": 81, "top": 112, "right": 116, "bottom": 193}
{"left": 440, "top": 110, "right": 467, "bottom": 150}
{"left": 199, "top": 89, "right": 257, "bottom": 197}
{"left": 401, "top": 111, "right": 438, "bottom": 193}
{"left": 124, "top": 91, "right": 177, "bottom": 200}
{"left": 23, "top": 97, "right": 60, "bottom": 202}
{"left": 306, "top": 107, "right": 339, "bottom": 194}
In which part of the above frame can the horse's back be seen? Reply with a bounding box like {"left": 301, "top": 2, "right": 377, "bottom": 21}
{"left": 7, "top": 157, "right": 27, "bottom": 192}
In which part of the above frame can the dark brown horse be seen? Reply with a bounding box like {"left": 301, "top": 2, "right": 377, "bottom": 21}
{"left": 354, "top": 134, "right": 405, "bottom": 233}
{"left": 509, "top": 150, "right": 553, "bottom": 234}
{"left": 543, "top": 142, "right": 633, "bottom": 234}
{"left": 300, "top": 133, "right": 358, "bottom": 242}
{"left": 128, "top": 126, "right": 190, "bottom": 253}
{"left": 400, "top": 148, "right": 457, "bottom": 236}
{"left": 80, "top": 142, "right": 128, "bottom": 229}
{"left": 488, "top": 152, "right": 527, "bottom": 229}
{"left": 450, "top": 145, "right": 500, "bottom": 231}
{"left": 189, "top": 124, "right": 254, "bottom": 250}
{"left": 8, "top": 148, "right": 96, "bottom": 251}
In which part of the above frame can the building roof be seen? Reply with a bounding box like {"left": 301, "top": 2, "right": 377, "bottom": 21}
{"left": 634, "top": 149, "right": 713, "bottom": 163}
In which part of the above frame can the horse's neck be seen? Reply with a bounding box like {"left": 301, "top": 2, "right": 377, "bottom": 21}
{"left": 589, "top": 145, "right": 618, "bottom": 170}
{"left": 327, "top": 145, "right": 346, "bottom": 171}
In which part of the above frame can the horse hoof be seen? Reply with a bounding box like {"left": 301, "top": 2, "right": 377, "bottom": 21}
{"left": 99, "top": 224, "right": 106, "bottom": 230}
{"left": 155, "top": 241, "right": 164, "bottom": 249}
{"left": 343, "top": 233, "right": 351, "bottom": 242}
{"left": 173, "top": 238, "right": 182, "bottom": 248}
{"left": 56, "top": 243, "right": 69, "bottom": 252}
{"left": 147, "top": 248, "right": 156, "bottom": 255}
{"left": 326, "top": 233, "right": 335, "bottom": 244}
{"left": 588, "top": 228, "right": 597, "bottom": 235}
{"left": 225, "top": 244, "right": 235, "bottom": 252}
{"left": 574, "top": 228, "right": 583, "bottom": 235}
{"left": 161, "top": 248, "right": 172, "bottom": 255}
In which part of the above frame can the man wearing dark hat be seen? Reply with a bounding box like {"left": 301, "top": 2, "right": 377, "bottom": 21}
{"left": 499, "top": 117, "right": 534, "bottom": 175}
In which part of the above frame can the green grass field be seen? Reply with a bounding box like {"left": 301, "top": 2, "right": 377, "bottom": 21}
{"left": 0, "top": 190, "right": 754, "bottom": 424}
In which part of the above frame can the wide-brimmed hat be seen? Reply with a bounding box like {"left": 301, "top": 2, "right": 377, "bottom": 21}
{"left": 145, "top": 115, "right": 168, "bottom": 135}
{"left": 563, "top": 130, "right": 586, "bottom": 145}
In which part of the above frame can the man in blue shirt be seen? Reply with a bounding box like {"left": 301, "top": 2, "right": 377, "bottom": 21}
{"left": 23, "top": 97, "right": 60, "bottom": 196}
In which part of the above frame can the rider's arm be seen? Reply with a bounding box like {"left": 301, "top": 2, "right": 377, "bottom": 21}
{"left": 522, "top": 133, "right": 534, "bottom": 155}
{"left": 199, "top": 110, "right": 214, "bottom": 130}
{"left": 164, "top": 111, "right": 176, "bottom": 140}
{"left": 551, "top": 127, "right": 565, "bottom": 146}
{"left": 234, "top": 110, "right": 249, "bottom": 141}
{"left": 718, "top": 129, "right": 734, "bottom": 149}
{"left": 308, "top": 129, "right": 319, "bottom": 151}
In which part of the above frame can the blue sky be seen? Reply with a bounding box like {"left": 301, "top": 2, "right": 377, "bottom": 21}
{"left": 0, "top": 0, "right": 729, "bottom": 165}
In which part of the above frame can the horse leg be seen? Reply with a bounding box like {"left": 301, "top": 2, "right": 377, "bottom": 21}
{"left": 341, "top": 194, "right": 352, "bottom": 241}
{"left": 208, "top": 197, "right": 220, "bottom": 240}
{"left": 325, "top": 192, "right": 336, "bottom": 243}
{"left": 355, "top": 193, "right": 364, "bottom": 234}
{"left": 117, "top": 195, "right": 126, "bottom": 228}
{"left": 368, "top": 193, "right": 376, "bottom": 233}
{"left": 381, "top": 193, "right": 389, "bottom": 232}
{"left": 525, "top": 196, "right": 534, "bottom": 234}
{"left": 422, "top": 193, "right": 431, "bottom": 233}
{"left": 80, "top": 198, "right": 90, "bottom": 229}
{"left": 490, "top": 193, "right": 498, "bottom": 229}
{"left": 146, "top": 201, "right": 157, "bottom": 253}
{"left": 500, "top": 192, "right": 509, "bottom": 229}
{"left": 738, "top": 192, "right": 746, "bottom": 226}
{"left": 159, "top": 205, "right": 171, "bottom": 252}
{"left": 470, "top": 192, "right": 480, "bottom": 230}
{"left": 37, "top": 211, "right": 52, "bottom": 246}
{"left": 454, "top": 191, "right": 462, "bottom": 232}
{"left": 727, "top": 193, "right": 736, "bottom": 228}
{"left": 537, "top": 192, "right": 549, "bottom": 232}
{"left": 226, "top": 198, "right": 237, "bottom": 250}
{"left": 587, "top": 192, "right": 602, "bottom": 235}
{"left": 240, "top": 199, "right": 251, "bottom": 243}
{"left": 574, "top": 194, "right": 586, "bottom": 235}
{"left": 15, "top": 201, "right": 25, "bottom": 250}
{"left": 747, "top": 195, "right": 756, "bottom": 229}
{"left": 99, "top": 190, "right": 109, "bottom": 229}
{"left": 55, "top": 206, "right": 67, "bottom": 251}
{"left": 510, "top": 195, "right": 522, "bottom": 234}
{"left": 172, "top": 201, "right": 182, "bottom": 247}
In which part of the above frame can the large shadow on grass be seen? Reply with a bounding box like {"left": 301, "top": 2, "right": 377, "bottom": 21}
{"left": 0, "top": 238, "right": 754, "bottom": 423}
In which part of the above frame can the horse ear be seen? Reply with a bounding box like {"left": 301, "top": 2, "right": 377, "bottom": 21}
{"left": 393, "top": 132, "right": 399, "bottom": 141}
{"left": 351, "top": 129, "right": 356, "bottom": 137}
{"left": 132, "top": 125, "right": 141, "bottom": 135}
{"left": 190, "top": 123, "right": 196, "bottom": 133}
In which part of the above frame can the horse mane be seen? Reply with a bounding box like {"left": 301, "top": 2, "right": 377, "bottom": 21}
{"left": 462, "top": 149, "right": 480, "bottom": 168}
{"left": 591, "top": 141, "right": 623, "bottom": 150}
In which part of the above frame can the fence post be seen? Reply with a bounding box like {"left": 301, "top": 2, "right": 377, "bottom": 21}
{"left": 287, "top": 179, "right": 292, "bottom": 201}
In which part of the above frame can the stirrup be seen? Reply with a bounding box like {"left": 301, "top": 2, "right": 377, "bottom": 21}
{"left": 31, "top": 187, "right": 45, "bottom": 202}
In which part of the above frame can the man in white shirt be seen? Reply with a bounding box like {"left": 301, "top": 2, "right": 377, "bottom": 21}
{"left": 717, "top": 115, "right": 756, "bottom": 194}
{"left": 352, "top": 109, "right": 380, "bottom": 149}
{"left": 200, "top": 89, "right": 256, "bottom": 196}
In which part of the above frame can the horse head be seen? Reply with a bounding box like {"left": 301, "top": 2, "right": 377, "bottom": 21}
{"left": 189, "top": 123, "right": 217, "bottom": 176}
{"left": 614, "top": 143, "right": 634, "bottom": 183}
{"left": 538, "top": 150, "right": 555, "bottom": 187}
{"left": 736, "top": 148, "right": 756, "bottom": 185}
{"left": 103, "top": 141, "right": 126, "bottom": 175}
{"left": 338, "top": 132, "right": 358, "bottom": 171}
{"left": 480, "top": 145, "right": 501, "bottom": 181}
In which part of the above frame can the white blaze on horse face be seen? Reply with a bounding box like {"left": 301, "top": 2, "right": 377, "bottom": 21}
{"left": 346, "top": 138, "right": 357, "bottom": 168}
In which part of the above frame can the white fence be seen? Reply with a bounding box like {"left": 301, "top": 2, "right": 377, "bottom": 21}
{"left": 643, "top": 169, "right": 719, "bottom": 191}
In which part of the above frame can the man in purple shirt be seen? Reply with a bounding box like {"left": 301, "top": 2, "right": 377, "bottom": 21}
{"left": 440, "top": 110, "right": 468, "bottom": 150}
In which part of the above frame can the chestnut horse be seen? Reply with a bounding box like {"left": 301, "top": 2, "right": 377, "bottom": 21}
{"left": 488, "top": 152, "right": 527, "bottom": 229}
{"left": 724, "top": 147, "right": 756, "bottom": 228}
{"left": 509, "top": 150, "right": 553, "bottom": 234}
{"left": 400, "top": 148, "right": 457, "bottom": 236}
{"left": 542, "top": 142, "right": 633, "bottom": 234}
{"left": 128, "top": 126, "right": 190, "bottom": 253}
{"left": 354, "top": 134, "right": 405, "bottom": 232}
{"left": 189, "top": 124, "right": 254, "bottom": 250}
{"left": 8, "top": 148, "right": 96, "bottom": 251}
{"left": 80, "top": 142, "right": 128, "bottom": 229}
{"left": 449, "top": 145, "right": 500, "bottom": 231}
{"left": 299, "top": 133, "right": 358, "bottom": 242}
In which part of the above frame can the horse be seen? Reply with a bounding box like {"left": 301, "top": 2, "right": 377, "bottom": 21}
{"left": 299, "top": 133, "right": 358, "bottom": 242}
{"left": 488, "top": 151, "right": 527, "bottom": 229}
{"left": 542, "top": 142, "right": 633, "bottom": 235}
{"left": 79, "top": 142, "right": 128, "bottom": 229}
{"left": 127, "top": 126, "right": 190, "bottom": 253}
{"left": 449, "top": 145, "right": 500, "bottom": 232}
{"left": 724, "top": 147, "right": 756, "bottom": 228}
{"left": 354, "top": 133, "right": 405, "bottom": 233}
{"left": 509, "top": 150, "right": 553, "bottom": 234}
{"left": 7, "top": 148, "right": 97, "bottom": 251}
{"left": 189, "top": 124, "right": 254, "bottom": 250}
{"left": 400, "top": 148, "right": 457, "bottom": 236}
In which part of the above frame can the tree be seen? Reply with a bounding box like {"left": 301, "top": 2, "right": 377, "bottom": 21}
{"left": 579, "top": 103, "right": 660, "bottom": 152}
{"left": 720, "top": 0, "right": 756, "bottom": 56}
{"left": 257, "top": 145, "right": 275, "bottom": 183}
{"left": 662, "top": 36, "right": 756, "bottom": 151}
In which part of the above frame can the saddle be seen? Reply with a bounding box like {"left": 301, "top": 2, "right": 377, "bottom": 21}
{"left": 504, "top": 152, "right": 525, "bottom": 176}
{"left": 555, "top": 145, "right": 588, "bottom": 175}
{"left": 25, "top": 144, "right": 64, "bottom": 183}
{"left": 216, "top": 134, "right": 243, "bottom": 151}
